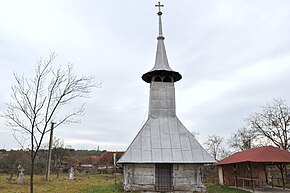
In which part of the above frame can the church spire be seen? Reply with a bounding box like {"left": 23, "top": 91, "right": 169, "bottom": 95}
{"left": 142, "top": 1, "right": 182, "bottom": 83}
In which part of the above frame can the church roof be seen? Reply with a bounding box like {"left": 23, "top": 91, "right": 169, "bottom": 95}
{"left": 142, "top": 9, "right": 181, "bottom": 83}
{"left": 118, "top": 116, "right": 215, "bottom": 164}
{"left": 215, "top": 146, "right": 290, "bottom": 165}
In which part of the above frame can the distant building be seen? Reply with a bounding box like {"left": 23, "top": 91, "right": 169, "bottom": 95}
{"left": 98, "top": 151, "right": 124, "bottom": 167}
{"left": 81, "top": 155, "right": 100, "bottom": 165}
{"left": 78, "top": 155, "right": 100, "bottom": 173}
{"left": 117, "top": 2, "right": 215, "bottom": 192}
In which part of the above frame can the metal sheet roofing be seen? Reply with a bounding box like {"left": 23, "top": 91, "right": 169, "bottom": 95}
{"left": 215, "top": 146, "right": 290, "bottom": 165}
{"left": 118, "top": 116, "right": 215, "bottom": 164}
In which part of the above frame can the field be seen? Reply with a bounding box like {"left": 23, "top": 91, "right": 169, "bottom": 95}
{"left": 0, "top": 173, "right": 250, "bottom": 193}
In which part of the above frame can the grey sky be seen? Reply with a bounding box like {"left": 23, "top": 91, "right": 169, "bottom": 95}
{"left": 1, "top": 0, "right": 290, "bottom": 150}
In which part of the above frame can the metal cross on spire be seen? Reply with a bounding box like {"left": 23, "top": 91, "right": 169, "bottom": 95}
{"left": 155, "top": 1, "right": 164, "bottom": 13}
{"left": 155, "top": 1, "right": 164, "bottom": 38}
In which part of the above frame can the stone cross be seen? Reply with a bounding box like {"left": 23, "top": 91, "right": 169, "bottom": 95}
{"left": 155, "top": 2, "right": 164, "bottom": 12}
{"left": 17, "top": 166, "right": 25, "bottom": 185}
{"left": 68, "top": 167, "right": 74, "bottom": 180}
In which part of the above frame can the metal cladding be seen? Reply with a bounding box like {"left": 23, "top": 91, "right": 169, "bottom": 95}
{"left": 142, "top": 9, "right": 181, "bottom": 83}
{"left": 118, "top": 6, "right": 215, "bottom": 164}
{"left": 118, "top": 82, "right": 215, "bottom": 164}
{"left": 118, "top": 116, "right": 215, "bottom": 163}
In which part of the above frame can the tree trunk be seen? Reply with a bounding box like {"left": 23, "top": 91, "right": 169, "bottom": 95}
{"left": 281, "top": 168, "right": 285, "bottom": 189}
{"left": 278, "top": 163, "right": 286, "bottom": 189}
{"left": 30, "top": 132, "right": 34, "bottom": 193}
{"left": 281, "top": 164, "right": 286, "bottom": 189}
{"left": 30, "top": 156, "right": 34, "bottom": 193}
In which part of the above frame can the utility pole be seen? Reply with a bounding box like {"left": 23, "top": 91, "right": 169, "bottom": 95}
{"left": 46, "top": 122, "right": 54, "bottom": 181}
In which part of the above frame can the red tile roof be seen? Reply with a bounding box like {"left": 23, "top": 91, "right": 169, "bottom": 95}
{"left": 98, "top": 151, "right": 125, "bottom": 164}
{"left": 79, "top": 155, "right": 100, "bottom": 164}
{"left": 215, "top": 146, "right": 290, "bottom": 165}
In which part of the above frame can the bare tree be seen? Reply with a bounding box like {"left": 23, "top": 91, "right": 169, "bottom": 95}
{"left": 191, "top": 130, "right": 199, "bottom": 139}
{"left": 204, "top": 135, "right": 230, "bottom": 161}
{"left": 51, "top": 137, "right": 67, "bottom": 168}
{"left": 247, "top": 99, "right": 290, "bottom": 150}
{"left": 2, "top": 53, "right": 96, "bottom": 193}
{"left": 229, "top": 127, "right": 258, "bottom": 151}
{"left": 44, "top": 137, "right": 70, "bottom": 178}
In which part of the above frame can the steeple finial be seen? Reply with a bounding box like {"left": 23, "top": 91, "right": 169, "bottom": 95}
{"left": 155, "top": 2, "right": 164, "bottom": 13}
{"left": 141, "top": 2, "right": 182, "bottom": 83}
{"left": 155, "top": 2, "right": 164, "bottom": 39}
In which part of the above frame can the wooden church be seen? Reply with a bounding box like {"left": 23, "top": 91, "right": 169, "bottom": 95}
{"left": 117, "top": 2, "right": 215, "bottom": 192}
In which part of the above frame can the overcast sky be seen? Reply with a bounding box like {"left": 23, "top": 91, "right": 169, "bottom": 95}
{"left": 1, "top": 0, "right": 290, "bottom": 151}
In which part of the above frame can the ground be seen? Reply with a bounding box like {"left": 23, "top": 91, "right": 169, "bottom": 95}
{"left": 0, "top": 173, "right": 132, "bottom": 193}
{"left": 207, "top": 184, "right": 251, "bottom": 193}
{"left": 0, "top": 173, "right": 250, "bottom": 193}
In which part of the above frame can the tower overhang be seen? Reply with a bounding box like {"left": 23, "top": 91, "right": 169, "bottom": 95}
{"left": 142, "top": 70, "right": 182, "bottom": 83}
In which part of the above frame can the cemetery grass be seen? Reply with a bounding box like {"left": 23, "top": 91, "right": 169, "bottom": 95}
{"left": 0, "top": 173, "right": 249, "bottom": 193}
{"left": 0, "top": 173, "right": 140, "bottom": 193}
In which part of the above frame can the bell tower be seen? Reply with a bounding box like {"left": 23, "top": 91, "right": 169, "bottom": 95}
{"left": 142, "top": 2, "right": 181, "bottom": 119}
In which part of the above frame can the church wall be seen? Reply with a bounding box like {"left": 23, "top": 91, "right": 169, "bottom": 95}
{"left": 123, "top": 164, "right": 155, "bottom": 191}
{"left": 173, "top": 164, "right": 206, "bottom": 192}
{"left": 123, "top": 163, "right": 207, "bottom": 192}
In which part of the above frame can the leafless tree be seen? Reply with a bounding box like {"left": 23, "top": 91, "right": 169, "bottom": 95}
{"left": 229, "top": 127, "right": 258, "bottom": 151}
{"left": 204, "top": 135, "right": 230, "bottom": 161}
{"left": 2, "top": 53, "right": 96, "bottom": 193}
{"left": 191, "top": 130, "right": 199, "bottom": 139}
{"left": 247, "top": 99, "right": 290, "bottom": 151}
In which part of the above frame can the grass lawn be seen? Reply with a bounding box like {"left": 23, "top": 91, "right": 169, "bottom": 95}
{"left": 0, "top": 173, "right": 138, "bottom": 193}
{"left": 207, "top": 184, "right": 251, "bottom": 193}
{"left": 0, "top": 173, "right": 250, "bottom": 193}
